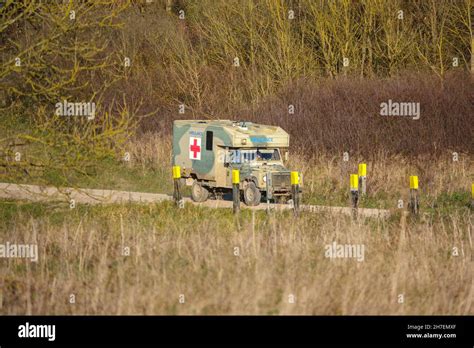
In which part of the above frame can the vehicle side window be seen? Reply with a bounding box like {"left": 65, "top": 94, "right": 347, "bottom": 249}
{"left": 206, "top": 131, "right": 213, "bottom": 151}
{"left": 226, "top": 150, "right": 241, "bottom": 164}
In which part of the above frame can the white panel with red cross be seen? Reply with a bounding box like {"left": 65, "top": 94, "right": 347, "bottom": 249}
{"left": 189, "top": 137, "right": 202, "bottom": 160}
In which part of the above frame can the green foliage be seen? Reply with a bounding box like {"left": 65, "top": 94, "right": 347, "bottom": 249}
{"left": 0, "top": 2, "right": 135, "bottom": 187}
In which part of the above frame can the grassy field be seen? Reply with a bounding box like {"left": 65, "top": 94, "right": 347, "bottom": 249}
{"left": 0, "top": 0, "right": 472, "bottom": 317}
{"left": 0, "top": 135, "right": 472, "bottom": 315}
{"left": 0, "top": 198, "right": 472, "bottom": 315}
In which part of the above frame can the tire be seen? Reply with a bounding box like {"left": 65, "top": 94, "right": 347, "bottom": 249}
{"left": 191, "top": 180, "right": 209, "bottom": 202}
{"left": 243, "top": 182, "right": 261, "bottom": 206}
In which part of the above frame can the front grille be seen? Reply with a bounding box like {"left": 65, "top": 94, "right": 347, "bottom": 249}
{"left": 272, "top": 173, "right": 291, "bottom": 189}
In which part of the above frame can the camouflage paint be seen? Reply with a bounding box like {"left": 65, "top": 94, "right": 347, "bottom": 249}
{"left": 172, "top": 120, "right": 296, "bottom": 193}
{"left": 172, "top": 123, "right": 190, "bottom": 164}
{"left": 191, "top": 125, "right": 232, "bottom": 176}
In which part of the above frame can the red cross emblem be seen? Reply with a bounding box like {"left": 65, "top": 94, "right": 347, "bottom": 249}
{"left": 189, "top": 137, "right": 201, "bottom": 160}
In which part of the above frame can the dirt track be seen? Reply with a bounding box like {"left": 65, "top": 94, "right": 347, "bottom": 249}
{"left": 0, "top": 182, "right": 391, "bottom": 218}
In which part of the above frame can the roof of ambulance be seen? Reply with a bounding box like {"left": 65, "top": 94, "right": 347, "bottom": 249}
{"left": 173, "top": 120, "right": 287, "bottom": 135}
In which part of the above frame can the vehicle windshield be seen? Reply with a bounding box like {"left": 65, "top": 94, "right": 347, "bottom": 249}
{"left": 255, "top": 149, "right": 280, "bottom": 161}
{"left": 228, "top": 149, "right": 280, "bottom": 163}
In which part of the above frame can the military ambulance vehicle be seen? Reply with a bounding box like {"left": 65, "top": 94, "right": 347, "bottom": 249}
{"left": 172, "top": 120, "right": 301, "bottom": 206}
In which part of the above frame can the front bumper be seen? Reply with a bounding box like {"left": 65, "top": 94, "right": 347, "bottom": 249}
{"left": 264, "top": 172, "right": 302, "bottom": 198}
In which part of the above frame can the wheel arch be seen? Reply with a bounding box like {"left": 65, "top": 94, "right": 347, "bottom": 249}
{"left": 242, "top": 175, "right": 259, "bottom": 189}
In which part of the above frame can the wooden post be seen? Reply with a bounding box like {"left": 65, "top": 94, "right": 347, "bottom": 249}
{"left": 358, "top": 163, "right": 367, "bottom": 196}
{"left": 265, "top": 172, "right": 272, "bottom": 212}
{"left": 409, "top": 176, "right": 419, "bottom": 215}
{"left": 232, "top": 169, "right": 240, "bottom": 214}
{"left": 291, "top": 171, "right": 300, "bottom": 216}
{"left": 471, "top": 183, "right": 474, "bottom": 209}
{"left": 172, "top": 166, "right": 183, "bottom": 208}
{"left": 350, "top": 174, "right": 359, "bottom": 210}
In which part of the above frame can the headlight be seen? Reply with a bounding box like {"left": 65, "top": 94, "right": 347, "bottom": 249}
{"left": 263, "top": 175, "right": 267, "bottom": 182}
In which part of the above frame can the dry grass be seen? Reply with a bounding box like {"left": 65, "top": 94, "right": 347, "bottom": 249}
{"left": 290, "top": 150, "right": 473, "bottom": 208}
{"left": 0, "top": 200, "right": 471, "bottom": 315}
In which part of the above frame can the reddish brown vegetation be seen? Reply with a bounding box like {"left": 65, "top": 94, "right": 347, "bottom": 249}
{"left": 141, "top": 73, "right": 473, "bottom": 158}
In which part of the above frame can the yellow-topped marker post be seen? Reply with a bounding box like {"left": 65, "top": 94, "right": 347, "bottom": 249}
{"left": 358, "top": 163, "right": 367, "bottom": 196}
{"left": 350, "top": 174, "right": 359, "bottom": 210}
{"left": 291, "top": 171, "right": 300, "bottom": 215}
{"left": 409, "top": 175, "right": 418, "bottom": 189}
{"left": 471, "top": 183, "right": 474, "bottom": 209}
{"left": 172, "top": 166, "right": 181, "bottom": 180}
{"left": 232, "top": 169, "right": 240, "bottom": 214}
{"left": 172, "top": 166, "right": 183, "bottom": 208}
{"left": 409, "top": 175, "right": 419, "bottom": 215}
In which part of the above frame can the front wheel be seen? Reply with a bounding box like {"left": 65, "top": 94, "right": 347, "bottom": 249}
{"left": 191, "top": 180, "right": 209, "bottom": 202}
{"left": 243, "top": 182, "right": 261, "bottom": 206}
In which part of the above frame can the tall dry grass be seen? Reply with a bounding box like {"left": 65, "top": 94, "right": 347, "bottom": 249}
{"left": 0, "top": 133, "right": 472, "bottom": 315}
{"left": 0, "top": 200, "right": 471, "bottom": 315}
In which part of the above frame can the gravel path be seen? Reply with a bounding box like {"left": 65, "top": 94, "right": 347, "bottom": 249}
{"left": 0, "top": 182, "right": 391, "bottom": 218}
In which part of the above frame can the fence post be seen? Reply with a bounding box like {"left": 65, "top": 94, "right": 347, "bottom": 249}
{"left": 409, "top": 176, "right": 419, "bottom": 215}
{"left": 350, "top": 174, "right": 359, "bottom": 210}
{"left": 291, "top": 171, "right": 300, "bottom": 216}
{"left": 358, "top": 163, "right": 367, "bottom": 196}
{"left": 232, "top": 169, "right": 240, "bottom": 214}
{"left": 471, "top": 183, "right": 473, "bottom": 209}
{"left": 172, "top": 166, "right": 183, "bottom": 208}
